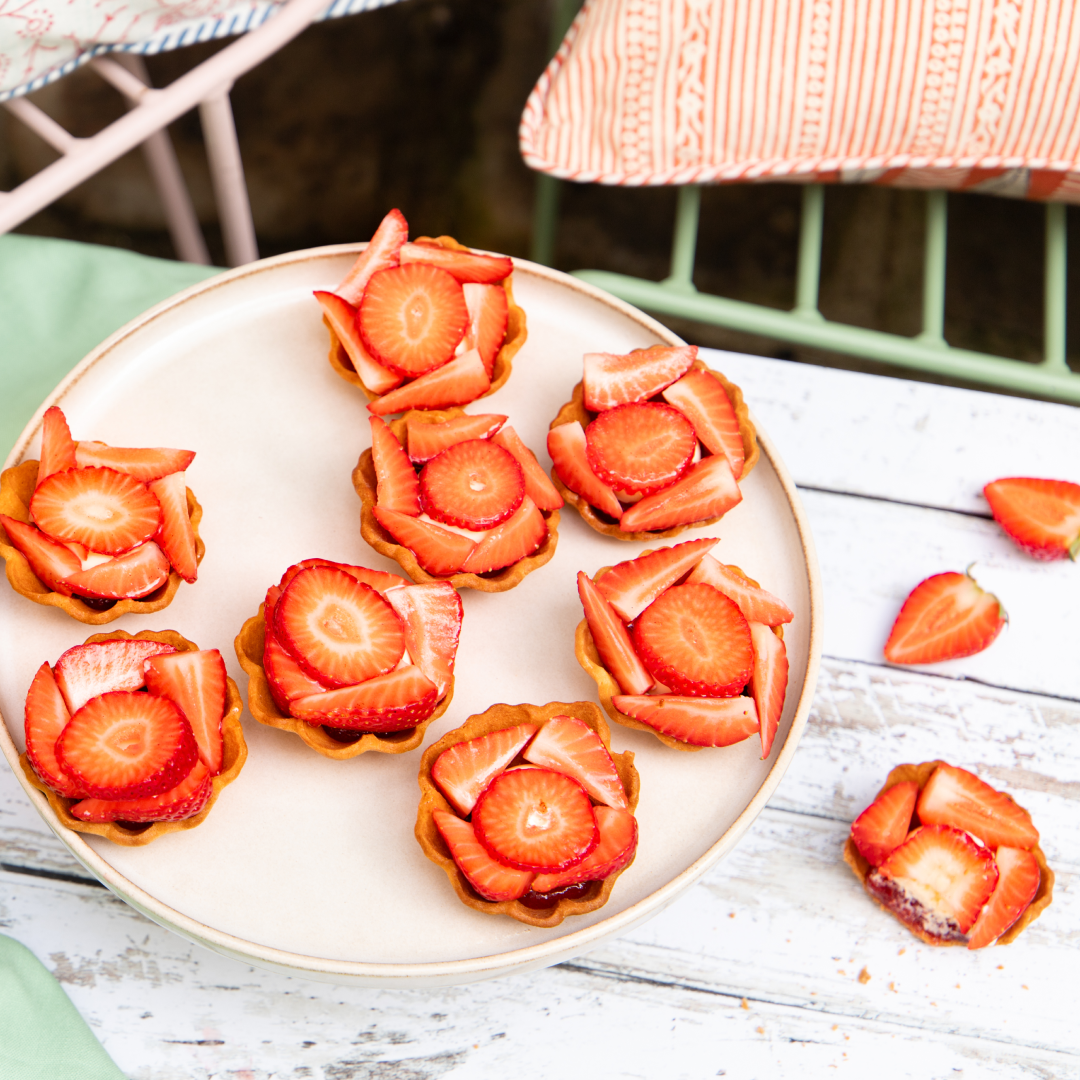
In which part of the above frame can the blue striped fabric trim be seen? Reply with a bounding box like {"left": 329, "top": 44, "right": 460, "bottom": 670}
{"left": 0, "top": 0, "right": 402, "bottom": 103}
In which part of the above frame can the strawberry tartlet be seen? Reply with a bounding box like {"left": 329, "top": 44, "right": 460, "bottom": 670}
{"left": 575, "top": 540, "right": 793, "bottom": 754}
{"left": 353, "top": 408, "right": 562, "bottom": 591}
{"left": 416, "top": 701, "right": 640, "bottom": 927}
{"left": 0, "top": 406, "right": 203, "bottom": 624}
{"left": 315, "top": 209, "right": 527, "bottom": 415}
{"left": 844, "top": 761, "right": 1053, "bottom": 948}
{"left": 235, "top": 558, "right": 463, "bottom": 758}
{"left": 21, "top": 630, "right": 245, "bottom": 846}
{"left": 548, "top": 346, "right": 758, "bottom": 540}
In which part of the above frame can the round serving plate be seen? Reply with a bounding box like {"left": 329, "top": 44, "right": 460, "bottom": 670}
{"left": 0, "top": 249, "right": 822, "bottom": 987}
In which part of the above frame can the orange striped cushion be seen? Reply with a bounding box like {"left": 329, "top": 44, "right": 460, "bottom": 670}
{"left": 520, "top": 0, "right": 1080, "bottom": 202}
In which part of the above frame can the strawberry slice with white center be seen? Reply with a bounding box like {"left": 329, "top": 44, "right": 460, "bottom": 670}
{"left": 74, "top": 442, "right": 196, "bottom": 484}
{"left": 433, "top": 810, "right": 535, "bottom": 902}
{"left": 335, "top": 207, "right": 409, "bottom": 305}
{"left": 143, "top": 650, "right": 227, "bottom": 776}
{"left": 916, "top": 764, "right": 1039, "bottom": 850}
{"left": 72, "top": 760, "right": 213, "bottom": 823}
{"left": 490, "top": 425, "right": 563, "bottom": 511}
{"left": 596, "top": 537, "right": 719, "bottom": 622}
{"left": 582, "top": 345, "right": 697, "bottom": 411}
{"left": 577, "top": 571, "right": 654, "bottom": 695}
{"left": 749, "top": 622, "right": 788, "bottom": 758}
{"left": 473, "top": 767, "right": 599, "bottom": 872}
{"left": 373, "top": 506, "right": 477, "bottom": 576}
{"left": 37, "top": 406, "right": 78, "bottom": 485}
{"left": 406, "top": 413, "right": 507, "bottom": 464}
{"left": 385, "top": 582, "right": 462, "bottom": 699}
{"left": 24, "top": 662, "right": 86, "bottom": 799}
{"left": 850, "top": 780, "right": 919, "bottom": 867}
{"left": 523, "top": 715, "right": 627, "bottom": 810}
{"left": 869, "top": 824, "right": 998, "bottom": 940}
{"left": 432, "top": 724, "right": 539, "bottom": 816}
{"left": 0, "top": 514, "right": 81, "bottom": 594}
{"left": 662, "top": 369, "right": 746, "bottom": 478}
{"left": 30, "top": 466, "right": 161, "bottom": 554}
{"left": 263, "top": 623, "right": 329, "bottom": 712}
{"left": 531, "top": 805, "right": 638, "bottom": 893}
{"left": 632, "top": 583, "right": 753, "bottom": 697}
{"left": 360, "top": 263, "right": 469, "bottom": 377}
{"left": 367, "top": 348, "right": 491, "bottom": 416}
{"left": 57, "top": 690, "right": 199, "bottom": 800}
{"left": 370, "top": 416, "right": 421, "bottom": 515}
{"left": 420, "top": 439, "right": 524, "bottom": 530}
{"left": 612, "top": 695, "right": 759, "bottom": 747}
{"left": 585, "top": 402, "right": 697, "bottom": 497}
{"left": 55, "top": 638, "right": 177, "bottom": 714}
{"left": 547, "top": 421, "right": 623, "bottom": 520}
{"left": 983, "top": 477, "right": 1080, "bottom": 561}
{"left": 966, "top": 847, "right": 1041, "bottom": 949}
{"left": 274, "top": 566, "right": 405, "bottom": 688}
{"left": 462, "top": 283, "right": 509, "bottom": 375}
{"left": 399, "top": 242, "right": 513, "bottom": 284}
{"left": 314, "top": 290, "right": 403, "bottom": 394}
{"left": 62, "top": 541, "right": 171, "bottom": 600}
{"left": 685, "top": 555, "right": 794, "bottom": 625}
{"left": 289, "top": 665, "right": 438, "bottom": 730}
{"left": 459, "top": 495, "right": 546, "bottom": 574}
{"left": 620, "top": 454, "right": 742, "bottom": 533}
{"left": 147, "top": 471, "right": 197, "bottom": 582}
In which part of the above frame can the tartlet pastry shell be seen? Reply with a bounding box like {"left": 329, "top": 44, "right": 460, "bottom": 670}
{"left": 20, "top": 629, "right": 246, "bottom": 846}
{"left": 325, "top": 235, "right": 528, "bottom": 405}
{"left": 235, "top": 603, "right": 453, "bottom": 759}
{"left": 353, "top": 408, "right": 560, "bottom": 592}
{"left": 842, "top": 760, "right": 1054, "bottom": 946}
{"left": 0, "top": 460, "right": 205, "bottom": 624}
{"left": 549, "top": 361, "right": 759, "bottom": 541}
{"left": 416, "top": 700, "right": 640, "bottom": 928}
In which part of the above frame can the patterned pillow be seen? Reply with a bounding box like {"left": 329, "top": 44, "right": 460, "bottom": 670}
{"left": 520, "top": 0, "right": 1080, "bottom": 202}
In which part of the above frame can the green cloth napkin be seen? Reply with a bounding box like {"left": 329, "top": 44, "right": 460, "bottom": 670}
{"left": 0, "top": 234, "right": 223, "bottom": 460}
{"left": 0, "top": 934, "right": 126, "bottom": 1079}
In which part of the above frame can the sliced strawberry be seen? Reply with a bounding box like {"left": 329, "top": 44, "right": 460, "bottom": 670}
{"left": 612, "top": 694, "right": 759, "bottom": 747}
{"left": 490, "top": 425, "right": 563, "bottom": 511}
{"left": 370, "top": 416, "right": 421, "bottom": 515}
{"left": 277, "top": 558, "right": 405, "bottom": 597}
{"left": 335, "top": 207, "right": 409, "bottom": 305}
{"left": 359, "top": 263, "right": 469, "bottom": 377}
{"left": 24, "top": 662, "right": 86, "bottom": 798}
{"left": 596, "top": 538, "right": 719, "bottom": 622}
{"left": 399, "top": 242, "right": 513, "bottom": 284}
{"left": 619, "top": 454, "right": 742, "bottom": 533}
{"left": 585, "top": 402, "right": 697, "bottom": 497}
{"left": 432, "top": 724, "right": 539, "bottom": 817}
{"left": 274, "top": 566, "right": 405, "bottom": 688}
{"left": 967, "top": 847, "right": 1041, "bottom": 949}
{"left": 62, "top": 541, "right": 171, "bottom": 600}
{"left": 0, "top": 514, "right": 81, "bottom": 594}
{"left": 462, "top": 283, "right": 509, "bottom": 375}
{"left": 264, "top": 623, "right": 329, "bottom": 712}
{"left": 289, "top": 665, "right": 438, "bottom": 730}
{"left": 433, "top": 810, "right": 535, "bottom": 901}
{"left": 983, "top": 477, "right": 1080, "bottom": 561}
{"left": 685, "top": 556, "right": 794, "bottom": 625}
{"left": 367, "top": 348, "right": 491, "bottom": 416}
{"left": 523, "top": 715, "right": 627, "bottom": 810}
{"left": 74, "top": 443, "right": 195, "bottom": 484}
{"left": 850, "top": 780, "right": 919, "bottom": 867}
{"left": 55, "top": 638, "right": 177, "bottom": 714}
{"left": 373, "top": 507, "right": 477, "bottom": 575}
{"left": 420, "top": 439, "right": 524, "bottom": 530}
{"left": 582, "top": 345, "right": 697, "bottom": 411}
{"left": 547, "top": 421, "right": 623, "bottom": 520}
{"left": 473, "top": 767, "right": 599, "bottom": 872}
{"left": 37, "top": 406, "right": 78, "bottom": 484}
{"left": 916, "top": 764, "right": 1039, "bottom": 850}
{"left": 314, "top": 290, "right": 403, "bottom": 394}
{"left": 57, "top": 691, "right": 198, "bottom": 800}
{"left": 531, "top": 805, "right": 638, "bottom": 893}
{"left": 749, "top": 622, "right": 788, "bottom": 758}
{"left": 460, "top": 496, "right": 546, "bottom": 574}
{"left": 30, "top": 467, "right": 160, "bottom": 554}
{"left": 71, "top": 760, "right": 212, "bottom": 823}
{"left": 633, "top": 583, "right": 753, "bottom": 697}
{"left": 884, "top": 571, "right": 1006, "bottom": 665}
{"left": 147, "top": 471, "right": 197, "bottom": 582}
{"left": 869, "top": 824, "right": 998, "bottom": 940}
{"left": 384, "top": 582, "right": 462, "bottom": 698}
{"left": 577, "top": 571, "right": 654, "bottom": 695}
{"left": 663, "top": 369, "right": 746, "bottom": 478}
{"left": 143, "top": 650, "right": 227, "bottom": 775}
{"left": 406, "top": 413, "right": 507, "bottom": 465}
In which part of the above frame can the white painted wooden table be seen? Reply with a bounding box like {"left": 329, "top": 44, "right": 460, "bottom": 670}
{"left": 2, "top": 351, "right": 1078, "bottom": 1079}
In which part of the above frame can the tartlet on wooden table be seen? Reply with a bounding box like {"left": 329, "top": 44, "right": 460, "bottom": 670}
{"left": 21, "top": 629, "right": 245, "bottom": 847}
{"left": 416, "top": 701, "right": 640, "bottom": 928}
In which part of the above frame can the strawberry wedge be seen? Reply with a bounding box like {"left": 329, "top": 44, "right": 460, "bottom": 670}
{"left": 966, "top": 847, "right": 1041, "bottom": 949}
{"left": 432, "top": 724, "right": 539, "bottom": 817}
{"left": 547, "top": 421, "right": 623, "bottom": 520}
{"left": 406, "top": 413, "right": 507, "bottom": 464}
{"left": 144, "top": 650, "right": 228, "bottom": 775}
{"left": 370, "top": 417, "right": 421, "bottom": 515}
{"left": 749, "top": 622, "right": 788, "bottom": 758}
{"left": 491, "top": 425, "right": 563, "bottom": 511}
{"left": 850, "top": 780, "right": 919, "bottom": 867}
{"left": 314, "top": 290, "right": 402, "bottom": 394}
{"left": 916, "top": 764, "right": 1039, "bottom": 850}
{"left": 462, "top": 283, "right": 509, "bottom": 374}
{"left": 685, "top": 555, "right": 794, "bottom": 625}
{"left": 37, "top": 406, "right": 78, "bottom": 484}
{"left": 335, "top": 207, "right": 408, "bottom": 305}
{"left": 55, "top": 638, "right": 177, "bottom": 713}
{"left": 74, "top": 442, "right": 196, "bottom": 484}
{"left": 385, "top": 582, "right": 463, "bottom": 698}
{"left": 289, "top": 665, "right": 439, "bottom": 730}
{"left": 663, "top": 369, "right": 746, "bottom": 478}
{"left": 0, "top": 513, "right": 81, "bottom": 593}
{"left": 373, "top": 506, "right": 477, "bottom": 575}
{"left": 62, "top": 542, "right": 171, "bottom": 601}
{"left": 459, "top": 496, "right": 546, "bottom": 574}
{"left": 399, "top": 243, "right": 513, "bottom": 284}
{"left": 148, "top": 471, "right": 198, "bottom": 582}
{"left": 619, "top": 454, "right": 742, "bottom": 533}
{"left": 577, "top": 572, "right": 653, "bottom": 696}
{"left": 433, "top": 810, "right": 535, "bottom": 901}
{"left": 71, "top": 761, "right": 212, "bottom": 823}
{"left": 367, "top": 348, "right": 490, "bottom": 416}
{"left": 597, "top": 538, "right": 719, "bottom": 622}
{"left": 613, "top": 695, "right": 759, "bottom": 748}
{"left": 523, "top": 714, "right": 627, "bottom": 810}
{"left": 583, "top": 345, "right": 697, "bottom": 411}
{"left": 24, "top": 662, "right": 85, "bottom": 799}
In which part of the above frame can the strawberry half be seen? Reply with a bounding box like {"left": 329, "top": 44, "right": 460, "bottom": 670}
{"left": 582, "top": 345, "right": 697, "bottom": 411}
{"left": 314, "top": 290, "right": 403, "bottom": 394}
{"left": 432, "top": 723, "right": 539, "bottom": 817}
{"left": 850, "top": 780, "right": 919, "bottom": 867}
{"left": 916, "top": 764, "right": 1039, "bottom": 850}
{"left": 74, "top": 442, "right": 196, "bottom": 484}
{"left": 585, "top": 402, "right": 697, "bottom": 497}
{"left": 749, "top": 622, "right": 788, "bottom": 758}
{"left": 147, "top": 471, "right": 198, "bottom": 582}
{"left": 662, "top": 369, "right": 746, "bottom": 478}
{"left": 596, "top": 538, "right": 719, "bottom": 622}
{"left": 384, "top": 582, "right": 462, "bottom": 699}
{"left": 55, "top": 638, "right": 177, "bottom": 714}
{"left": 367, "top": 348, "right": 491, "bottom": 416}
{"left": 406, "top": 413, "right": 507, "bottom": 464}
{"left": 433, "top": 810, "right": 535, "bottom": 902}
{"left": 685, "top": 556, "right": 794, "bottom": 625}
{"left": 71, "top": 761, "right": 212, "bottom": 824}
{"left": 289, "top": 665, "right": 438, "bottom": 730}
{"left": 983, "top": 477, "right": 1080, "bottom": 561}
{"left": 462, "top": 283, "right": 509, "bottom": 375}
{"left": 547, "top": 421, "right": 623, "bottom": 520}
{"left": 24, "top": 662, "right": 85, "bottom": 798}
{"left": 335, "top": 207, "right": 409, "bottom": 305}
{"left": 143, "top": 650, "right": 227, "bottom": 776}
{"left": 966, "top": 847, "right": 1041, "bottom": 949}
{"left": 459, "top": 495, "right": 546, "bottom": 574}
{"left": 490, "top": 425, "right": 564, "bottom": 511}
{"left": 523, "top": 714, "right": 627, "bottom": 810}
{"left": 419, "top": 440, "right": 524, "bottom": 530}
{"left": 531, "top": 805, "right": 638, "bottom": 893}
{"left": 884, "top": 571, "right": 1006, "bottom": 665}
{"left": 0, "top": 514, "right": 81, "bottom": 594}
{"left": 62, "top": 541, "right": 171, "bottom": 600}
{"left": 37, "top": 406, "right": 78, "bottom": 484}
{"left": 370, "top": 417, "right": 421, "bottom": 515}
{"left": 612, "top": 695, "right": 759, "bottom": 747}
{"left": 619, "top": 454, "right": 742, "bottom": 533}
{"left": 399, "top": 242, "right": 513, "bottom": 284}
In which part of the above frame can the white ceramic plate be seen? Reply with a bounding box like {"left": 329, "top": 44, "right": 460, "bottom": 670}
{"left": 0, "top": 250, "right": 822, "bottom": 987}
